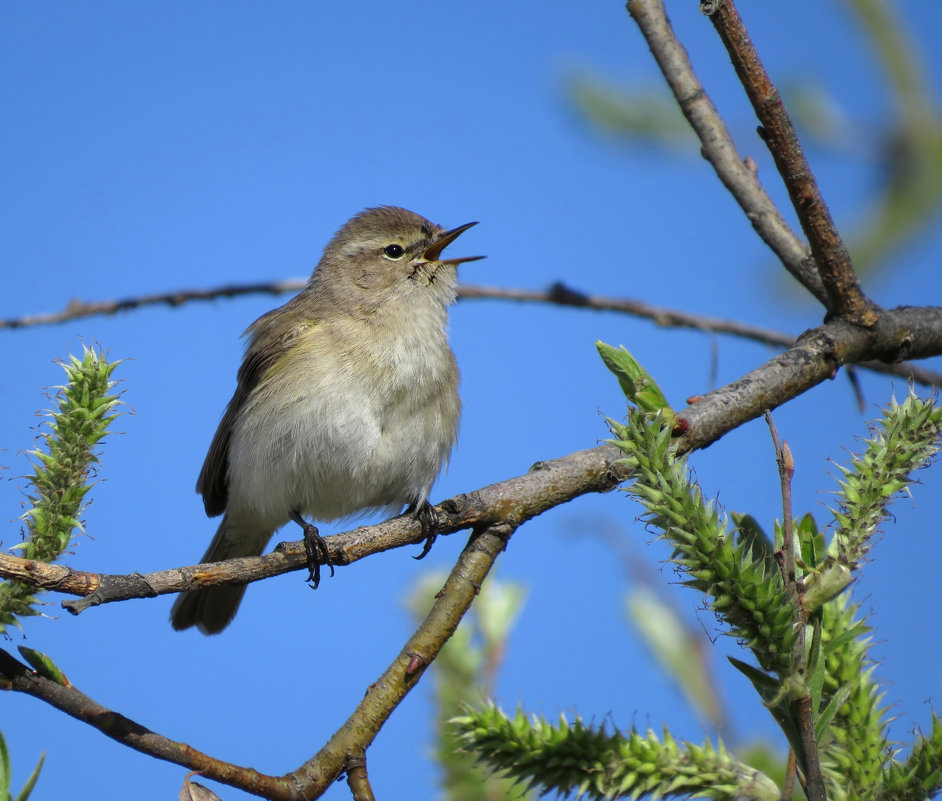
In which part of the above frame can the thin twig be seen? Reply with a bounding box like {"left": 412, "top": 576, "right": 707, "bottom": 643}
{"left": 0, "top": 279, "right": 794, "bottom": 342}
{"left": 0, "top": 280, "right": 309, "bottom": 330}
{"left": 795, "top": 695, "right": 827, "bottom": 801}
{"left": 1, "top": 279, "right": 938, "bottom": 385}
{"left": 782, "top": 748, "right": 797, "bottom": 801}
{"left": 765, "top": 412, "right": 797, "bottom": 609}
{"left": 467, "top": 283, "right": 795, "bottom": 345}
{"left": 765, "top": 412, "right": 827, "bottom": 801}
{"left": 625, "top": 0, "right": 826, "bottom": 305}
{"left": 702, "top": 0, "right": 878, "bottom": 328}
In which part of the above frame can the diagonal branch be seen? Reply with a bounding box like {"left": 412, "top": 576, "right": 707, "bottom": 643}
{"left": 286, "top": 521, "right": 515, "bottom": 797}
{"left": 702, "top": 0, "right": 878, "bottom": 327}
{"left": 34, "top": 444, "right": 622, "bottom": 614}
{"left": 0, "top": 648, "right": 295, "bottom": 798}
{"left": 625, "top": 0, "right": 826, "bottom": 305}
{"left": 2, "top": 304, "right": 938, "bottom": 611}
{"left": 675, "top": 306, "right": 942, "bottom": 452}
{"left": 0, "top": 521, "right": 517, "bottom": 800}
{"left": 1, "top": 304, "right": 939, "bottom": 798}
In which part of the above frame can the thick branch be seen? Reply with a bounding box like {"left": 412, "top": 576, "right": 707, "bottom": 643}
{"left": 625, "top": 0, "right": 826, "bottom": 305}
{"left": 1, "top": 305, "right": 938, "bottom": 798}
{"left": 33, "top": 444, "right": 622, "bottom": 612}
{"left": 287, "top": 521, "right": 514, "bottom": 797}
{"left": 702, "top": 0, "right": 878, "bottom": 327}
{"left": 675, "top": 305, "right": 942, "bottom": 451}
{"left": 1, "top": 305, "right": 937, "bottom": 610}
{"left": 0, "top": 522, "right": 517, "bottom": 800}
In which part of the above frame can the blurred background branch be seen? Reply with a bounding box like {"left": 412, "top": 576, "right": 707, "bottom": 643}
{"left": 569, "top": 0, "right": 942, "bottom": 279}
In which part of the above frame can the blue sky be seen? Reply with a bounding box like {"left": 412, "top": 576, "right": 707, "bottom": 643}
{"left": 2, "top": 2, "right": 942, "bottom": 799}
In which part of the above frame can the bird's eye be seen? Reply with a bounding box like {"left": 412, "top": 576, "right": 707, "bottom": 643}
{"left": 382, "top": 243, "right": 405, "bottom": 260}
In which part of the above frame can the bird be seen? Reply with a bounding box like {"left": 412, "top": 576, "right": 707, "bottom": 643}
{"left": 170, "top": 206, "right": 482, "bottom": 634}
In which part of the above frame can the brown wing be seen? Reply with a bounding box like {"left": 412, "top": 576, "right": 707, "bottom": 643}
{"left": 196, "top": 302, "right": 312, "bottom": 516}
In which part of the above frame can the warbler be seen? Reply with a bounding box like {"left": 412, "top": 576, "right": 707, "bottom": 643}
{"left": 170, "top": 206, "right": 481, "bottom": 634}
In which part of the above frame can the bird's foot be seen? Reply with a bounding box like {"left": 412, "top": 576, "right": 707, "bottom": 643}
{"left": 409, "top": 501, "right": 439, "bottom": 560}
{"left": 290, "top": 510, "right": 334, "bottom": 588}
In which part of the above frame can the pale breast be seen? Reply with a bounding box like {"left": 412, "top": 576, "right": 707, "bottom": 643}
{"left": 225, "top": 311, "right": 459, "bottom": 527}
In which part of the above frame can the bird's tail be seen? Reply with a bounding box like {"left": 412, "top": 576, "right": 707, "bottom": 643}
{"left": 170, "top": 514, "right": 273, "bottom": 635}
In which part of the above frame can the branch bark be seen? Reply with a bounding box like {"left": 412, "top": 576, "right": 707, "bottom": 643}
{"left": 4, "top": 302, "right": 936, "bottom": 798}
{"left": 702, "top": 0, "right": 878, "bottom": 328}
{"left": 0, "top": 648, "right": 294, "bottom": 798}
{"left": 675, "top": 306, "right": 942, "bottom": 451}
{"left": 626, "top": 0, "right": 827, "bottom": 305}
{"left": 2, "top": 304, "right": 937, "bottom": 611}
{"left": 0, "top": 521, "right": 518, "bottom": 799}
{"left": 1, "top": 280, "right": 938, "bottom": 385}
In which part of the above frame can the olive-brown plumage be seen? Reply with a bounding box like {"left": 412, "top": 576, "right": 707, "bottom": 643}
{"left": 170, "top": 207, "right": 481, "bottom": 634}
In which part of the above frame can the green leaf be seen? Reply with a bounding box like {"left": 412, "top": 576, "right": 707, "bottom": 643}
{"left": 815, "top": 683, "right": 853, "bottom": 742}
{"left": 596, "top": 341, "right": 671, "bottom": 414}
{"left": 727, "top": 657, "right": 778, "bottom": 693}
{"left": 12, "top": 751, "right": 44, "bottom": 801}
{"left": 821, "top": 621, "right": 870, "bottom": 657}
{"left": 626, "top": 588, "right": 722, "bottom": 727}
{"left": 0, "top": 730, "right": 44, "bottom": 801}
{"left": 808, "top": 634, "right": 826, "bottom": 717}
{"left": 730, "top": 513, "right": 775, "bottom": 563}
{"left": 796, "top": 513, "right": 822, "bottom": 569}
{"left": 17, "top": 648, "right": 68, "bottom": 686}
{"left": 0, "top": 730, "right": 10, "bottom": 798}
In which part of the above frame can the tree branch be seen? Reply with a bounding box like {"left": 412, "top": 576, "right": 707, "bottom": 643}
{"left": 625, "top": 0, "right": 827, "bottom": 306}
{"left": 0, "top": 521, "right": 518, "bottom": 799}
{"left": 344, "top": 753, "right": 376, "bottom": 801}
{"left": 1, "top": 280, "right": 938, "bottom": 386}
{"left": 287, "top": 521, "right": 514, "bottom": 797}
{"left": 1, "top": 304, "right": 937, "bottom": 611}
{"left": 29, "top": 444, "right": 623, "bottom": 612}
{"left": 675, "top": 305, "right": 942, "bottom": 452}
{"left": 1, "top": 304, "right": 938, "bottom": 798}
{"left": 0, "top": 280, "right": 309, "bottom": 330}
{"left": 701, "top": 0, "right": 878, "bottom": 327}
{"left": 0, "top": 648, "right": 295, "bottom": 799}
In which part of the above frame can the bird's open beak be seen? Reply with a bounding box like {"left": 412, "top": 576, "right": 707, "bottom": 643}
{"left": 422, "top": 221, "right": 485, "bottom": 266}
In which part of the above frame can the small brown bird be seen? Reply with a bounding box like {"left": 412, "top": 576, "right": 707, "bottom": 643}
{"left": 170, "top": 207, "right": 481, "bottom": 634}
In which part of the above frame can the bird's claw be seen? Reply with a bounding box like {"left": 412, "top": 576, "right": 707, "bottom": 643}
{"left": 291, "top": 511, "right": 334, "bottom": 588}
{"left": 411, "top": 502, "right": 439, "bottom": 560}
